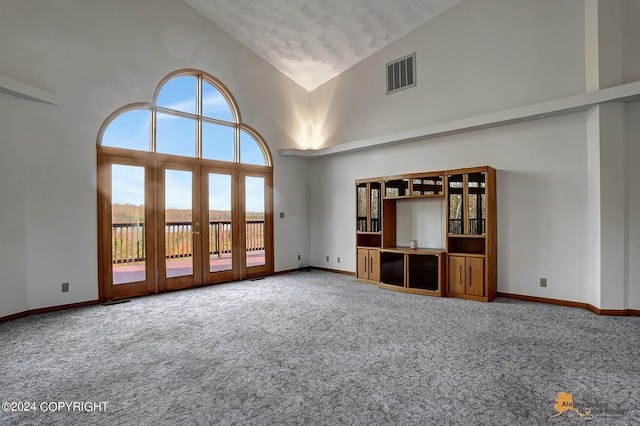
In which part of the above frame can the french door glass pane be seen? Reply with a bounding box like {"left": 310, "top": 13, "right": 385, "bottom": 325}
{"left": 245, "top": 176, "right": 265, "bottom": 267}
{"left": 209, "top": 173, "right": 232, "bottom": 272}
{"left": 111, "top": 164, "right": 146, "bottom": 285}
{"left": 165, "top": 169, "right": 193, "bottom": 278}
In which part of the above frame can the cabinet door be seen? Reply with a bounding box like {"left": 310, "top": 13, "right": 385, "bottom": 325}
{"left": 357, "top": 249, "right": 369, "bottom": 280}
{"left": 467, "top": 172, "right": 486, "bottom": 235}
{"left": 356, "top": 183, "right": 368, "bottom": 231}
{"left": 466, "top": 257, "right": 485, "bottom": 297}
{"left": 368, "top": 250, "right": 380, "bottom": 282}
{"left": 370, "top": 182, "right": 381, "bottom": 232}
{"left": 448, "top": 256, "right": 466, "bottom": 294}
{"left": 447, "top": 175, "right": 464, "bottom": 234}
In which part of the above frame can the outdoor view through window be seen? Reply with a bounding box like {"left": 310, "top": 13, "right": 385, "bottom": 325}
{"left": 101, "top": 71, "right": 270, "bottom": 290}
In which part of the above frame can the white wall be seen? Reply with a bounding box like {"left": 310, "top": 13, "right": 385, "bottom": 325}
{"left": 308, "top": 0, "right": 586, "bottom": 149}
{"left": 310, "top": 113, "right": 591, "bottom": 304}
{"left": 0, "top": 0, "right": 310, "bottom": 317}
{"left": 627, "top": 101, "right": 640, "bottom": 310}
{"left": 624, "top": 0, "right": 640, "bottom": 83}
{"left": 0, "top": 95, "right": 29, "bottom": 317}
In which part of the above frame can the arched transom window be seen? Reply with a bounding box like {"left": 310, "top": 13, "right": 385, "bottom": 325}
{"left": 100, "top": 69, "right": 271, "bottom": 166}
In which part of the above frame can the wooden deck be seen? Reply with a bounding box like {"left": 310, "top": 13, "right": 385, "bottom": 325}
{"left": 113, "top": 251, "right": 265, "bottom": 284}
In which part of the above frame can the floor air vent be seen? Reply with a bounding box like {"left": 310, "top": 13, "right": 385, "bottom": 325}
{"left": 387, "top": 53, "right": 416, "bottom": 94}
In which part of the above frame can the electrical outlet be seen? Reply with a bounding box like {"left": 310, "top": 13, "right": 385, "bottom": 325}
{"left": 337, "top": 257, "right": 340, "bottom": 263}
{"left": 540, "top": 278, "right": 547, "bottom": 288}
{"left": 326, "top": 256, "right": 329, "bottom": 262}
{"left": 61, "top": 282, "right": 69, "bottom": 292}
{"left": 279, "top": 212, "right": 285, "bottom": 218}
{"left": 297, "top": 254, "right": 301, "bottom": 261}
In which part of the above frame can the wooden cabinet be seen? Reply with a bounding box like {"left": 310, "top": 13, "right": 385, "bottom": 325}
{"left": 357, "top": 248, "right": 380, "bottom": 283}
{"left": 356, "top": 178, "right": 383, "bottom": 282}
{"left": 448, "top": 255, "right": 485, "bottom": 297}
{"left": 446, "top": 167, "right": 496, "bottom": 302}
{"left": 355, "top": 166, "right": 496, "bottom": 302}
{"left": 378, "top": 249, "right": 445, "bottom": 297}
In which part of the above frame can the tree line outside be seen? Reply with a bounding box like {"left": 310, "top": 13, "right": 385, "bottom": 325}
{"left": 112, "top": 204, "right": 264, "bottom": 265}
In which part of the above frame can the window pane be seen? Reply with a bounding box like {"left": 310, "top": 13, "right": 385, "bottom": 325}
{"left": 202, "top": 80, "right": 235, "bottom": 122}
{"left": 156, "top": 113, "right": 196, "bottom": 157}
{"left": 111, "top": 164, "right": 146, "bottom": 284}
{"left": 246, "top": 176, "right": 265, "bottom": 268}
{"left": 209, "top": 173, "right": 232, "bottom": 272}
{"left": 157, "top": 75, "right": 196, "bottom": 114}
{"left": 240, "top": 129, "right": 267, "bottom": 166}
{"left": 165, "top": 169, "right": 193, "bottom": 278}
{"left": 202, "top": 122, "right": 235, "bottom": 162}
{"left": 102, "top": 109, "right": 150, "bottom": 151}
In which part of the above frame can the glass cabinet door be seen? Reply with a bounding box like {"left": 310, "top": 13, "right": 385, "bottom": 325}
{"left": 357, "top": 183, "right": 368, "bottom": 231}
{"left": 370, "top": 182, "right": 381, "bottom": 232}
{"left": 356, "top": 181, "right": 382, "bottom": 233}
{"left": 467, "top": 172, "right": 486, "bottom": 235}
{"left": 448, "top": 175, "right": 463, "bottom": 234}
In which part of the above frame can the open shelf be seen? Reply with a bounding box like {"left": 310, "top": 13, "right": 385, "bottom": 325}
{"left": 357, "top": 233, "right": 382, "bottom": 248}
{"left": 447, "top": 236, "right": 486, "bottom": 255}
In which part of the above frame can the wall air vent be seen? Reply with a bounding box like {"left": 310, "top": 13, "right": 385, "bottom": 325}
{"left": 386, "top": 53, "right": 416, "bottom": 94}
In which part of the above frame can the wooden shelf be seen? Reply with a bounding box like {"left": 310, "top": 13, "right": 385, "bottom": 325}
{"left": 355, "top": 166, "right": 496, "bottom": 302}
{"left": 381, "top": 247, "right": 445, "bottom": 255}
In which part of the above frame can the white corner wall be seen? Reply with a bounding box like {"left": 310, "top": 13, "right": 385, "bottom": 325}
{"left": 310, "top": 113, "right": 591, "bottom": 304}
{"left": 627, "top": 101, "right": 640, "bottom": 310}
{"left": 624, "top": 0, "right": 640, "bottom": 83}
{"left": 309, "top": 0, "right": 586, "bottom": 149}
{"left": 0, "top": 0, "right": 311, "bottom": 318}
{"left": 305, "top": 0, "right": 636, "bottom": 311}
{"left": 0, "top": 96, "right": 29, "bottom": 316}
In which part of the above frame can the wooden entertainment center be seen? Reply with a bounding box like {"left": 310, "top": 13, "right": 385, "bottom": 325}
{"left": 355, "top": 166, "right": 497, "bottom": 302}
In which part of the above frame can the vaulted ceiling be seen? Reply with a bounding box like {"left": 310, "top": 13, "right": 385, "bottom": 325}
{"left": 183, "top": 0, "right": 462, "bottom": 91}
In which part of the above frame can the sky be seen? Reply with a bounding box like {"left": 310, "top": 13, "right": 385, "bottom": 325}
{"left": 106, "top": 75, "right": 267, "bottom": 213}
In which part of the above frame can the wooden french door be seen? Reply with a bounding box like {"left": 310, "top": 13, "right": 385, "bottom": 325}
{"left": 157, "top": 162, "right": 203, "bottom": 292}
{"left": 99, "top": 156, "right": 272, "bottom": 300}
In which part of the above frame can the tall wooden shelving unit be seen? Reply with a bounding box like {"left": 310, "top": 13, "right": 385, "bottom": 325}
{"left": 355, "top": 166, "right": 497, "bottom": 302}
{"left": 445, "top": 166, "right": 497, "bottom": 302}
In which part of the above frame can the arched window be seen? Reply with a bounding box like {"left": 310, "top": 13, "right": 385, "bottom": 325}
{"left": 97, "top": 70, "right": 273, "bottom": 301}
{"left": 100, "top": 70, "right": 271, "bottom": 166}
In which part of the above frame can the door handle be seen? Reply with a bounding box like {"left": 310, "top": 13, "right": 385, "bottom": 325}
{"left": 192, "top": 231, "right": 200, "bottom": 235}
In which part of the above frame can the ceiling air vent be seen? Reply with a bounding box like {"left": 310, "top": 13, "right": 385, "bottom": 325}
{"left": 386, "top": 53, "right": 416, "bottom": 94}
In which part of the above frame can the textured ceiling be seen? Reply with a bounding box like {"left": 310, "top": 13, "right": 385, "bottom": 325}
{"left": 184, "top": 0, "right": 462, "bottom": 91}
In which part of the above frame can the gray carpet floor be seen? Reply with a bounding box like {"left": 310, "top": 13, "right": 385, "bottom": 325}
{"left": 1, "top": 270, "right": 639, "bottom": 425}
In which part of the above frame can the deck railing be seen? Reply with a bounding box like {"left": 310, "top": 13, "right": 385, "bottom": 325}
{"left": 111, "top": 220, "right": 264, "bottom": 264}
